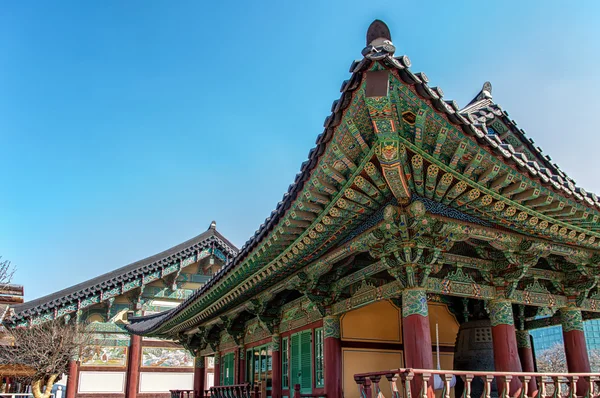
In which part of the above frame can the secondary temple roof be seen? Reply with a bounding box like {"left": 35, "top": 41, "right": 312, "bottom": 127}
{"left": 125, "top": 20, "right": 600, "bottom": 337}
{"left": 5, "top": 223, "right": 238, "bottom": 326}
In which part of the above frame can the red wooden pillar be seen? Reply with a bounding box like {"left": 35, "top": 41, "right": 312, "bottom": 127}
{"left": 489, "top": 299, "right": 522, "bottom": 396}
{"left": 272, "top": 334, "right": 282, "bottom": 398}
{"left": 194, "top": 355, "right": 206, "bottom": 395}
{"left": 238, "top": 346, "right": 246, "bottom": 384}
{"left": 213, "top": 352, "right": 221, "bottom": 387}
{"left": 516, "top": 330, "right": 537, "bottom": 395}
{"left": 561, "top": 307, "right": 590, "bottom": 396}
{"left": 323, "top": 315, "right": 342, "bottom": 398}
{"left": 402, "top": 289, "right": 433, "bottom": 398}
{"left": 125, "top": 334, "right": 142, "bottom": 398}
{"left": 65, "top": 359, "right": 79, "bottom": 398}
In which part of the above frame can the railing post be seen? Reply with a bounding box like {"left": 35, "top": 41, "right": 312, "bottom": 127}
{"left": 293, "top": 384, "right": 301, "bottom": 398}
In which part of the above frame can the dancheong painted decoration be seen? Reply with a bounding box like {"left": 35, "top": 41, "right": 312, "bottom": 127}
{"left": 6, "top": 19, "right": 600, "bottom": 398}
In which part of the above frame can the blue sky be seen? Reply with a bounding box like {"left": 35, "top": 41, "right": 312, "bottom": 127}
{"left": 1, "top": 1, "right": 599, "bottom": 300}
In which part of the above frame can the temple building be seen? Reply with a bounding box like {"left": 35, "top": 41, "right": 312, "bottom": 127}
{"left": 4, "top": 18, "right": 600, "bottom": 398}
{"left": 3, "top": 222, "right": 237, "bottom": 397}
{"left": 123, "top": 20, "right": 600, "bottom": 398}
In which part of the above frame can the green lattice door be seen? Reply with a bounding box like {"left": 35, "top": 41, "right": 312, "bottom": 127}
{"left": 221, "top": 352, "right": 235, "bottom": 386}
{"left": 290, "top": 330, "right": 312, "bottom": 394}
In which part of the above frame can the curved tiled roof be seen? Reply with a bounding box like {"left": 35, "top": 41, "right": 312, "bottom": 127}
{"left": 126, "top": 19, "right": 600, "bottom": 335}
{"left": 7, "top": 223, "right": 238, "bottom": 325}
{"left": 460, "top": 85, "right": 595, "bottom": 203}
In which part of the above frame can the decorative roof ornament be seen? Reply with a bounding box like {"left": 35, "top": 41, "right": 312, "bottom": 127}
{"left": 477, "top": 81, "right": 493, "bottom": 101}
{"left": 362, "top": 20, "right": 396, "bottom": 60}
{"left": 462, "top": 81, "right": 493, "bottom": 110}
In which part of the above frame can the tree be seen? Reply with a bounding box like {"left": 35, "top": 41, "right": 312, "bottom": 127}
{"left": 0, "top": 256, "right": 15, "bottom": 287}
{"left": 0, "top": 320, "right": 91, "bottom": 398}
{"left": 535, "top": 343, "right": 567, "bottom": 373}
{"left": 536, "top": 343, "right": 600, "bottom": 372}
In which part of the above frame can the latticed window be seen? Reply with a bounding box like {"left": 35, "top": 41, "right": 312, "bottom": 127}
{"left": 290, "top": 330, "right": 312, "bottom": 394}
{"left": 282, "top": 337, "right": 289, "bottom": 389}
{"left": 314, "top": 328, "right": 324, "bottom": 388}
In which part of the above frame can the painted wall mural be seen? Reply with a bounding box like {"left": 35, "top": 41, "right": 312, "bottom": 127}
{"left": 81, "top": 346, "right": 127, "bottom": 367}
{"left": 142, "top": 347, "right": 194, "bottom": 368}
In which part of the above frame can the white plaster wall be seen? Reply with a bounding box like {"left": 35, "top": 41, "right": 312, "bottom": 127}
{"left": 78, "top": 371, "right": 126, "bottom": 393}
{"left": 139, "top": 372, "right": 194, "bottom": 393}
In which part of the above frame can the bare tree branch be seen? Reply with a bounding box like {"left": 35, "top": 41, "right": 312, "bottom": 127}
{"left": 0, "top": 256, "right": 15, "bottom": 287}
{"left": 0, "top": 320, "right": 92, "bottom": 398}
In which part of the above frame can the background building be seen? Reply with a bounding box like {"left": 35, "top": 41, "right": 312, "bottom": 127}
{"left": 531, "top": 319, "right": 600, "bottom": 352}
{"left": 4, "top": 222, "right": 237, "bottom": 398}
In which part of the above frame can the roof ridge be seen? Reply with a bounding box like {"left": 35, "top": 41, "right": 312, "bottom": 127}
{"left": 9, "top": 225, "right": 238, "bottom": 321}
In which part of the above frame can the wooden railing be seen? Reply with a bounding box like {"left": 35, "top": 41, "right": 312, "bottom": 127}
{"left": 209, "top": 384, "right": 260, "bottom": 398}
{"left": 354, "top": 368, "right": 600, "bottom": 398}
{"left": 170, "top": 390, "right": 202, "bottom": 398}
{"left": 171, "top": 384, "right": 261, "bottom": 398}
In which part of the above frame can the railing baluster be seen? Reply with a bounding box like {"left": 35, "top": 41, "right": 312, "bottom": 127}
{"left": 421, "top": 372, "right": 431, "bottom": 398}
{"left": 442, "top": 374, "right": 453, "bottom": 398}
{"left": 552, "top": 376, "right": 561, "bottom": 398}
{"left": 483, "top": 374, "right": 493, "bottom": 398}
{"left": 364, "top": 377, "right": 373, "bottom": 398}
{"left": 519, "top": 375, "right": 530, "bottom": 398}
{"left": 402, "top": 371, "right": 413, "bottom": 398}
{"left": 371, "top": 375, "right": 382, "bottom": 398}
{"left": 462, "top": 374, "right": 473, "bottom": 398}
{"left": 502, "top": 375, "right": 512, "bottom": 398}
{"left": 588, "top": 376, "right": 597, "bottom": 398}
{"left": 568, "top": 376, "right": 578, "bottom": 398}
{"left": 385, "top": 373, "right": 401, "bottom": 398}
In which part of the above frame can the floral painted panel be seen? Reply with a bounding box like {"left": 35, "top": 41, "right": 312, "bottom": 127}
{"left": 141, "top": 347, "right": 194, "bottom": 368}
{"left": 81, "top": 346, "right": 127, "bottom": 367}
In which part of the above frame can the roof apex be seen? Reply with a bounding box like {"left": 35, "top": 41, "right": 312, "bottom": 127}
{"left": 366, "top": 20, "right": 392, "bottom": 46}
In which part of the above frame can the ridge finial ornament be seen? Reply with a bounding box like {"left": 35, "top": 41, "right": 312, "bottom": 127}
{"left": 473, "top": 81, "right": 493, "bottom": 102}
{"left": 366, "top": 20, "right": 392, "bottom": 45}
{"left": 363, "top": 20, "right": 395, "bottom": 59}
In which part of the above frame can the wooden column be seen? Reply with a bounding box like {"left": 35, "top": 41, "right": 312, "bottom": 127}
{"left": 125, "top": 334, "right": 142, "bottom": 398}
{"left": 402, "top": 289, "right": 433, "bottom": 398}
{"left": 65, "top": 359, "right": 79, "bottom": 398}
{"left": 516, "top": 330, "right": 537, "bottom": 395}
{"left": 561, "top": 307, "right": 590, "bottom": 396}
{"left": 271, "top": 334, "right": 282, "bottom": 398}
{"left": 323, "top": 315, "right": 342, "bottom": 398}
{"left": 194, "top": 355, "right": 206, "bottom": 395}
{"left": 238, "top": 346, "right": 246, "bottom": 384}
{"left": 489, "top": 299, "right": 522, "bottom": 396}
{"left": 213, "top": 353, "right": 221, "bottom": 387}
